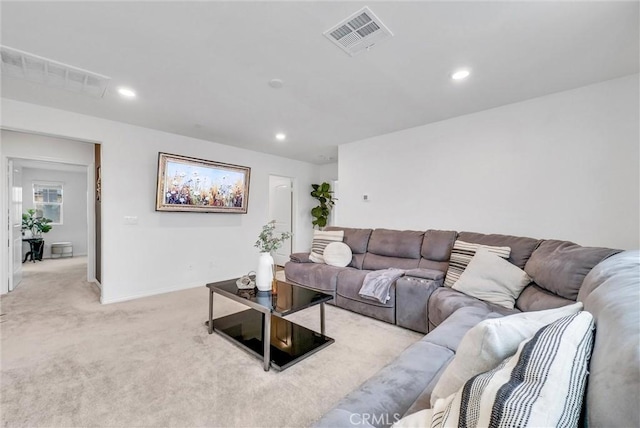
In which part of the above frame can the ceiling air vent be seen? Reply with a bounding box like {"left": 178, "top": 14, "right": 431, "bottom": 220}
{"left": 323, "top": 7, "right": 393, "bottom": 56}
{"left": 0, "top": 46, "right": 111, "bottom": 98}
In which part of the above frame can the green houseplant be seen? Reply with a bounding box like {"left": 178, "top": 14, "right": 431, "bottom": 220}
{"left": 22, "top": 209, "right": 53, "bottom": 238}
{"left": 310, "top": 182, "right": 336, "bottom": 229}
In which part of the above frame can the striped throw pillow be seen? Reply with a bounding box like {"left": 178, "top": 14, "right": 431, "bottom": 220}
{"left": 431, "top": 311, "right": 594, "bottom": 428}
{"left": 309, "top": 230, "right": 344, "bottom": 264}
{"left": 444, "top": 240, "right": 511, "bottom": 287}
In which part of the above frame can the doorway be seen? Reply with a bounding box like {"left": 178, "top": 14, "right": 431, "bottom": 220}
{"left": 9, "top": 159, "right": 89, "bottom": 287}
{"left": 2, "top": 129, "right": 99, "bottom": 296}
{"left": 268, "top": 175, "right": 294, "bottom": 267}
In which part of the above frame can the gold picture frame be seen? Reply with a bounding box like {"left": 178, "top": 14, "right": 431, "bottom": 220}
{"left": 155, "top": 152, "right": 251, "bottom": 213}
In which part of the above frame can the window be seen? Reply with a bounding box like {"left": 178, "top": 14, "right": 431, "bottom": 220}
{"left": 33, "top": 182, "right": 63, "bottom": 224}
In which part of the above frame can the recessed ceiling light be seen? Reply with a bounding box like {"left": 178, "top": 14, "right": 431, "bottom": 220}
{"left": 117, "top": 87, "right": 136, "bottom": 98}
{"left": 451, "top": 69, "right": 470, "bottom": 81}
{"left": 275, "top": 133, "right": 286, "bottom": 141}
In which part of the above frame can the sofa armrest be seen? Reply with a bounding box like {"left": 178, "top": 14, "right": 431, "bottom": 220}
{"left": 290, "top": 252, "right": 313, "bottom": 263}
{"left": 395, "top": 276, "right": 444, "bottom": 333}
{"left": 404, "top": 268, "right": 445, "bottom": 281}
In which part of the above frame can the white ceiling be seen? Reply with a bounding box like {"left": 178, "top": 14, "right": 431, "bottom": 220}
{"left": 1, "top": 1, "right": 638, "bottom": 164}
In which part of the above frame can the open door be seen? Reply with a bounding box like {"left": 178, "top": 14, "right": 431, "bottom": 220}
{"left": 269, "top": 175, "right": 293, "bottom": 267}
{"left": 8, "top": 160, "right": 23, "bottom": 291}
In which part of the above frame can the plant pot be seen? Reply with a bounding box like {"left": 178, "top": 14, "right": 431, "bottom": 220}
{"left": 256, "top": 252, "right": 274, "bottom": 291}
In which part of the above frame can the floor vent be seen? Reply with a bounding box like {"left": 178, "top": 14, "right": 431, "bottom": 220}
{"left": 1, "top": 46, "right": 111, "bottom": 98}
{"left": 323, "top": 7, "right": 393, "bottom": 56}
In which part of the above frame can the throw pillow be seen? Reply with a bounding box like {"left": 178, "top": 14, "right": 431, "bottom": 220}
{"left": 322, "top": 242, "right": 352, "bottom": 267}
{"left": 444, "top": 240, "right": 511, "bottom": 287}
{"left": 391, "top": 409, "right": 433, "bottom": 428}
{"left": 309, "top": 230, "right": 344, "bottom": 264}
{"left": 430, "top": 301, "right": 583, "bottom": 407}
{"left": 431, "top": 312, "right": 594, "bottom": 428}
{"left": 452, "top": 248, "right": 532, "bottom": 309}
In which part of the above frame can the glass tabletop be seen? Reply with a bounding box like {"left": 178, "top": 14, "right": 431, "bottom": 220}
{"left": 207, "top": 279, "right": 332, "bottom": 317}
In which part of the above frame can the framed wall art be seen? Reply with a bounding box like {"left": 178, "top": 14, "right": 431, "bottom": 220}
{"left": 155, "top": 152, "right": 250, "bottom": 213}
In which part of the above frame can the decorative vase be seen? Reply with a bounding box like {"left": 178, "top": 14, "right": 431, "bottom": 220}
{"left": 256, "top": 252, "right": 274, "bottom": 291}
{"left": 255, "top": 290, "right": 272, "bottom": 308}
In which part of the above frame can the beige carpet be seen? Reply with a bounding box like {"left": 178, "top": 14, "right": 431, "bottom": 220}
{"left": 1, "top": 257, "right": 421, "bottom": 427}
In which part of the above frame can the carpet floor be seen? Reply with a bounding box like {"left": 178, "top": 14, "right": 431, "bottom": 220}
{"left": 1, "top": 257, "right": 421, "bottom": 427}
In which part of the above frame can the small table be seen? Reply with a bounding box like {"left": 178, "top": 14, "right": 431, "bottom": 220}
{"left": 22, "top": 238, "right": 44, "bottom": 263}
{"left": 206, "top": 279, "right": 334, "bottom": 371}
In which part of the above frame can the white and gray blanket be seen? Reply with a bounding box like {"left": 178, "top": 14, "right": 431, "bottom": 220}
{"left": 359, "top": 268, "right": 405, "bottom": 304}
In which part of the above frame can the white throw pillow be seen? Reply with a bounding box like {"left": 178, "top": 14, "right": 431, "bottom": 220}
{"left": 444, "top": 240, "right": 511, "bottom": 287}
{"left": 452, "top": 248, "right": 531, "bottom": 309}
{"left": 430, "top": 301, "right": 583, "bottom": 406}
{"left": 322, "top": 242, "right": 352, "bottom": 267}
{"left": 431, "top": 312, "right": 594, "bottom": 428}
{"left": 309, "top": 230, "right": 344, "bottom": 264}
{"left": 391, "top": 409, "right": 433, "bottom": 428}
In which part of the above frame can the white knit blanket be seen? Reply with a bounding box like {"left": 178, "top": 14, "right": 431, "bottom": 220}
{"left": 359, "top": 268, "right": 405, "bottom": 304}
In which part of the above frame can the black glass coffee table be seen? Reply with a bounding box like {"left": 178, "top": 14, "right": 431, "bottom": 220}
{"left": 206, "top": 279, "right": 334, "bottom": 371}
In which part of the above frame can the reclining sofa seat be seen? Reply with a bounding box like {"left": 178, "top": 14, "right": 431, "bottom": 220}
{"left": 283, "top": 227, "right": 373, "bottom": 299}
{"left": 335, "top": 228, "right": 424, "bottom": 324}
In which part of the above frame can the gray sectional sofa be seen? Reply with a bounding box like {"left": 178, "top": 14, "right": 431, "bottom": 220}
{"left": 284, "top": 227, "right": 639, "bottom": 427}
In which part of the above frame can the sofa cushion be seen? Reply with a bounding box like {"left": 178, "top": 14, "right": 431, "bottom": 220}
{"left": 325, "top": 227, "right": 372, "bottom": 269}
{"left": 336, "top": 269, "right": 395, "bottom": 308}
{"left": 444, "top": 240, "right": 511, "bottom": 287}
{"left": 309, "top": 230, "right": 344, "bottom": 264}
{"left": 418, "top": 230, "right": 457, "bottom": 273}
{"left": 325, "top": 226, "right": 372, "bottom": 254}
{"left": 457, "top": 231, "right": 540, "bottom": 269}
{"left": 524, "top": 240, "right": 620, "bottom": 300}
{"left": 430, "top": 312, "right": 594, "bottom": 428}
{"left": 421, "top": 229, "right": 457, "bottom": 262}
{"left": 428, "top": 287, "right": 519, "bottom": 329}
{"left": 516, "top": 283, "right": 575, "bottom": 311}
{"left": 363, "top": 254, "right": 421, "bottom": 271}
{"left": 452, "top": 249, "right": 531, "bottom": 309}
{"left": 367, "top": 229, "right": 424, "bottom": 259}
{"left": 314, "top": 341, "right": 454, "bottom": 428}
{"left": 284, "top": 262, "right": 346, "bottom": 294}
{"left": 423, "top": 306, "right": 503, "bottom": 353}
{"left": 430, "top": 302, "right": 583, "bottom": 406}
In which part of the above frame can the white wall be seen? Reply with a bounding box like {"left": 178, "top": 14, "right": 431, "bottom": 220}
{"left": 318, "top": 162, "right": 338, "bottom": 182}
{"left": 1, "top": 100, "right": 320, "bottom": 303}
{"left": 21, "top": 167, "right": 88, "bottom": 258}
{"left": 339, "top": 75, "right": 640, "bottom": 250}
{"left": 1, "top": 130, "right": 94, "bottom": 164}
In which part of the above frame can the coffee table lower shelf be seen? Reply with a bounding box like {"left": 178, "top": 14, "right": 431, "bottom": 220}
{"left": 213, "top": 309, "right": 334, "bottom": 371}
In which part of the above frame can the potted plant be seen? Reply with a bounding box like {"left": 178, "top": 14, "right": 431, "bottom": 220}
{"left": 22, "top": 209, "right": 53, "bottom": 238}
{"left": 310, "top": 182, "right": 336, "bottom": 229}
{"left": 254, "top": 220, "right": 292, "bottom": 291}
{"left": 21, "top": 209, "right": 52, "bottom": 262}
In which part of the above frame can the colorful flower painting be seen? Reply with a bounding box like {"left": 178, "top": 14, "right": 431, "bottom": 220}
{"left": 156, "top": 153, "right": 250, "bottom": 213}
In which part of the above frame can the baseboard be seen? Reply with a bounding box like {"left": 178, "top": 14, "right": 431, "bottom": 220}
{"left": 100, "top": 280, "right": 204, "bottom": 305}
